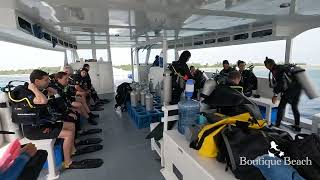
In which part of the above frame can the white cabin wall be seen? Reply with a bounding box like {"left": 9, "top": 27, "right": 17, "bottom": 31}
{"left": 70, "top": 61, "right": 115, "bottom": 94}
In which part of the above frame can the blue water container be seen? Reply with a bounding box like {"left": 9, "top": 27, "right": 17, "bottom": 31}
{"left": 178, "top": 80, "right": 200, "bottom": 134}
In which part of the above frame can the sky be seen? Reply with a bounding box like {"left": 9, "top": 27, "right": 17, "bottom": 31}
{"left": 0, "top": 27, "right": 320, "bottom": 70}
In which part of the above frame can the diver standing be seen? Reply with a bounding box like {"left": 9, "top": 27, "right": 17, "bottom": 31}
{"left": 264, "top": 57, "right": 302, "bottom": 132}
{"left": 169, "top": 50, "right": 193, "bottom": 104}
{"left": 237, "top": 60, "right": 258, "bottom": 97}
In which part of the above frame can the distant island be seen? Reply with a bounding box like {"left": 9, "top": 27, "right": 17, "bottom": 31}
{"left": 0, "top": 67, "right": 61, "bottom": 75}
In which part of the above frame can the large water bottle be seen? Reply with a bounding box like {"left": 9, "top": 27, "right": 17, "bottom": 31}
{"left": 178, "top": 80, "right": 200, "bottom": 134}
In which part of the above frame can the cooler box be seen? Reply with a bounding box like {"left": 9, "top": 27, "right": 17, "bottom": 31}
{"left": 258, "top": 106, "right": 278, "bottom": 125}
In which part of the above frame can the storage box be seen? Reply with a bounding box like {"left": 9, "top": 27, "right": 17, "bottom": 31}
{"left": 258, "top": 106, "right": 278, "bottom": 124}
{"left": 42, "top": 141, "right": 63, "bottom": 169}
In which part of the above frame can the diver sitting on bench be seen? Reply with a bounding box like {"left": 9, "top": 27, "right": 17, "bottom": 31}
{"left": 203, "top": 71, "right": 262, "bottom": 120}
{"left": 10, "top": 70, "right": 103, "bottom": 169}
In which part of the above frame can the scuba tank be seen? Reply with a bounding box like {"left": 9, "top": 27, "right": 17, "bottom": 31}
{"left": 292, "top": 67, "right": 320, "bottom": 99}
{"left": 163, "top": 69, "right": 172, "bottom": 105}
{"left": 0, "top": 89, "right": 22, "bottom": 142}
{"left": 136, "top": 85, "right": 141, "bottom": 103}
{"left": 149, "top": 79, "right": 154, "bottom": 93}
{"left": 145, "top": 93, "right": 154, "bottom": 111}
{"left": 200, "top": 79, "right": 217, "bottom": 100}
{"left": 200, "top": 79, "right": 217, "bottom": 101}
{"left": 130, "top": 90, "right": 138, "bottom": 107}
{"left": 155, "top": 82, "right": 161, "bottom": 97}
{"left": 140, "top": 90, "right": 147, "bottom": 106}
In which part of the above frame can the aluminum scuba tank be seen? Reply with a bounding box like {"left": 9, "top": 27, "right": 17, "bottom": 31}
{"left": 145, "top": 93, "right": 154, "bottom": 111}
{"left": 130, "top": 90, "right": 138, "bottom": 107}
{"left": 200, "top": 79, "right": 217, "bottom": 101}
{"left": 149, "top": 79, "right": 154, "bottom": 93}
{"left": 199, "top": 79, "right": 217, "bottom": 111}
{"left": 155, "top": 82, "right": 161, "bottom": 97}
{"left": 293, "top": 68, "right": 320, "bottom": 99}
{"left": 136, "top": 85, "right": 141, "bottom": 102}
{"left": 163, "top": 69, "right": 172, "bottom": 105}
{"left": 140, "top": 90, "right": 147, "bottom": 106}
{"left": 0, "top": 90, "right": 22, "bottom": 142}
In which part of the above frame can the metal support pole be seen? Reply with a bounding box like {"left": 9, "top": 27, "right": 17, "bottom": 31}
{"left": 285, "top": 37, "right": 293, "bottom": 64}
{"left": 106, "top": 10, "right": 112, "bottom": 62}
{"left": 64, "top": 50, "right": 68, "bottom": 66}
{"left": 130, "top": 48, "right": 134, "bottom": 81}
{"left": 92, "top": 49, "right": 97, "bottom": 59}
{"left": 162, "top": 30, "right": 168, "bottom": 69}
{"left": 90, "top": 34, "right": 96, "bottom": 59}
{"left": 145, "top": 34, "right": 151, "bottom": 64}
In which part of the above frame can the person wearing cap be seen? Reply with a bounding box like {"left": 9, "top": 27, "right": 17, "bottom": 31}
{"left": 220, "top": 60, "right": 235, "bottom": 77}
{"left": 264, "top": 57, "right": 302, "bottom": 132}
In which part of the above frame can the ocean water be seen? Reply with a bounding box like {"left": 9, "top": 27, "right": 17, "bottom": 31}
{"left": 0, "top": 67, "right": 319, "bottom": 119}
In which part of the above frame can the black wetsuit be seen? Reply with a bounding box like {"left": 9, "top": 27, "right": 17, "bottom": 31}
{"left": 220, "top": 67, "right": 235, "bottom": 77}
{"left": 192, "top": 69, "right": 206, "bottom": 99}
{"left": 270, "top": 65, "right": 302, "bottom": 127}
{"left": 10, "top": 85, "right": 63, "bottom": 140}
{"left": 239, "top": 70, "right": 258, "bottom": 97}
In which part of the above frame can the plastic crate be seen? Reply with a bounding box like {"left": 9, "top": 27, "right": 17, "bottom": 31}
{"left": 258, "top": 106, "right": 278, "bottom": 125}
{"left": 126, "top": 97, "right": 163, "bottom": 129}
{"left": 43, "top": 141, "right": 63, "bottom": 169}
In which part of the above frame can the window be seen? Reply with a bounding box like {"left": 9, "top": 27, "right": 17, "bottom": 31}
{"left": 194, "top": 41, "right": 204, "bottom": 46}
{"left": 233, "top": 33, "right": 249, "bottom": 40}
{"left": 0, "top": 41, "right": 63, "bottom": 72}
{"left": 43, "top": 32, "right": 52, "bottom": 41}
{"left": 96, "top": 49, "right": 108, "bottom": 61}
{"left": 77, "top": 49, "right": 92, "bottom": 59}
{"left": 217, "top": 37, "right": 230, "bottom": 43}
{"left": 252, "top": 29, "right": 272, "bottom": 38}
{"left": 205, "top": 39, "right": 216, "bottom": 44}
{"left": 18, "top": 17, "right": 32, "bottom": 34}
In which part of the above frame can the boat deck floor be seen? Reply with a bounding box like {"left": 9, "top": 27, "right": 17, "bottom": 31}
{"left": 41, "top": 93, "right": 164, "bottom": 180}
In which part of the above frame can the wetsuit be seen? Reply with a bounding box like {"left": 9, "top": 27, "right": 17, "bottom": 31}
{"left": 239, "top": 70, "right": 258, "bottom": 97}
{"left": 170, "top": 60, "right": 193, "bottom": 104}
{"left": 10, "top": 84, "right": 63, "bottom": 140}
{"left": 269, "top": 65, "right": 302, "bottom": 127}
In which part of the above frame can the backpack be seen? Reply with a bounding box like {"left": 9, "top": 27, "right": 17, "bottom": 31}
{"left": 189, "top": 113, "right": 266, "bottom": 158}
{"left": 217, "top": 125, "right": 270, "bottom": 180}
{"left": 114, "top": 82, "right": 132, "bottom": 111}
{"left": 284, "top": 134, "right": 320, "bottom": 180}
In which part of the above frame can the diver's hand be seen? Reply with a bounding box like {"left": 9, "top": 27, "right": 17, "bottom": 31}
{"left": 272, "top": 96, "right": 277, "bottom": 104}
{"left": 28, "top": 83, "right": 38, "bottom": 91}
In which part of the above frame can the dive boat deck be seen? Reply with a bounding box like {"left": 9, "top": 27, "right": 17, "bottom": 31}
{"left": 41, "top": 93, "right": 164, "bottom": 180}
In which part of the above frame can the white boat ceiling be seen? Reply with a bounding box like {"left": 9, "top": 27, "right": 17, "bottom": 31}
{"left": 2, "top": 0, "right": 320, "bottom": 48}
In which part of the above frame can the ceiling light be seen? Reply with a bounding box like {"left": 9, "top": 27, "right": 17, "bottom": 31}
{"left": 280, "top": 2, "right": 290, "bottom": 8}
